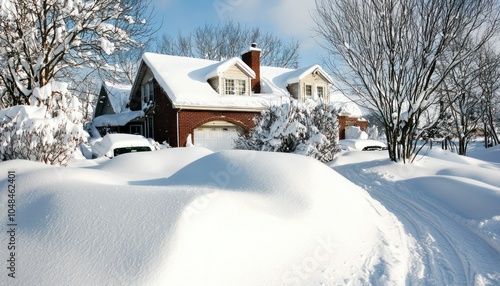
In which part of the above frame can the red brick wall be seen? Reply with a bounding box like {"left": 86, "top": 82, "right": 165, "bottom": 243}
{"left": 152, "top": 80, "right": 178, "bottom": 145}
{"left": 338, "top": 116, "right": 369, "bottom": 139}
{"left": 148, "top": 79, "right": 259, "bottom": 147}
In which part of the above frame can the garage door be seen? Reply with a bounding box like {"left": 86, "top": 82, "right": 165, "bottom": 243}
{"left": 193, "top": 122, "right": 242, "bottom": 152}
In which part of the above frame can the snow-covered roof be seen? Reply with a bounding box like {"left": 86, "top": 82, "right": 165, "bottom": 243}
{"left": 337, "top": 101, "right": 364, "bottom": 117}
{"left": 259, "top": 66, "right": 295, "bottom": 96}
{"left": 93, "top": 110, "right": 144, "bottom": 127}
{"left": 138, "top": 53, "right": 338, "bottom": 111}
{"left": 141, "top": 53, "right": 288, "bottom": 111}
{"left": 283, "top": 65, "right": 333, "bottom": 85}
{"left": 103, "top": 81, "right": 132, "bottom": 114}
{"left": 140, "top": 53, "right": 300, "bottom": 111}
{"left": 330, "top": 91, "right": 365, "bottom": 117}
{"left": 204, "top": 57, "right": 256, "bottom": 80}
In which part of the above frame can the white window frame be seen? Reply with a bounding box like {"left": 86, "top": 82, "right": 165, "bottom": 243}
{"left": 224, "top": 79, "right": 246, "bottom": 95}
{"left": 305, "top": 84, "right": 313, "bottom": 98}
{"left": 142, "top": 80, "right": 154, "bottom": 104}
{"left": 317, "top": 86, "right": 325, "bottom": 99}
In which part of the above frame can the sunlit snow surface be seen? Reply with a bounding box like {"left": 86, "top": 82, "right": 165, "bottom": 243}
{"left": 0, "top": 146, "right": 499, "bottom": 285}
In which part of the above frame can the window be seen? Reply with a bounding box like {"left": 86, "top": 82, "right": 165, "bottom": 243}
{"left": 225, "top": 79, "right": 234, "bottom": 95}
{"left": 146, "top": 117, "right": 154, "bottom": 139}
{"left": 225, "top": 79, "right": 246, "bottom": 95}
{"left": 317, "top": 86, "right": 324, "bottom": 98}
{"left": 305, "top": 84, "right": 313, "bottom": 97}
{"left": 113, "top": 146, "right": 152, "bottom": 157}
{"left": 142, "top": 80, "right": 154, "bottom": 104}
{"left": 130, "top": 124, "right": 143, "bottom": 135}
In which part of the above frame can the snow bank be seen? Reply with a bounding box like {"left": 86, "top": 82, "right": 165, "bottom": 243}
{"left": 0, "top": 149, "right": 420, "bottom": 285}
{"left": 345, "top": 125, "right": 368, "bottom": 140}
{"left": 94, "top": 147, "right": 213, "bottom": 180}
{"left": 468, "top": 145, "right": 500, "bottom": 164}
{"left": 331, "top": 150, "right": 500, "bottom": 285}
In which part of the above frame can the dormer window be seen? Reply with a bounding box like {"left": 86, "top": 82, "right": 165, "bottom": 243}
{"left": 225, "top": 79, "right": 246, "bottom": 95}
{"left": 301, "top": 83, "right": 329, "bottom": 102}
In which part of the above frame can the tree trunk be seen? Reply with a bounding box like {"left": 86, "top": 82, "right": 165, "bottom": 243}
{"left": 458, "top": 136, "right": 468, "bottom": 156}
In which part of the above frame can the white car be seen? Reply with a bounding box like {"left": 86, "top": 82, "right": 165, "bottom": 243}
{"left": 339, "top": 139, "right": 387, "bottom": 151}
{"left": 91, "top": 134, "right": 153, "bottom": 158}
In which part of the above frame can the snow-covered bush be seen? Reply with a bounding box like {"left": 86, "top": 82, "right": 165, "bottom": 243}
{"left": 0, "top": 83, "right": 87, "bottom": 166}
{"left": 148, "top": 138, "right": 171, "bottom": 150}
{"left": 366, "top": 125, "right": 380, "bottom": 140}
{"left": 345, "top": 126, "right": 369, "bottom": 140}
{"left": 235, "top": 100, "right": 340, "bottom": 162}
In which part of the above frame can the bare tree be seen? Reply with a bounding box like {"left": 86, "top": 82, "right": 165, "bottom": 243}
{"left": 478, "top": 45, "right": 500, "bottom": 148}
{"left": 439, "top": 42, "right": 483, "bottom": 156}
{"left": 158, "top": 34, "right": 194, "bottom": 58}
{"left": 156, "top": 20, "right": 300, "bottom": 68}
{"left": 0, "top": 0, "right": 156, "bottom": 108}
{"left": 314, "top": 0, "right": 499, "bottom": 162}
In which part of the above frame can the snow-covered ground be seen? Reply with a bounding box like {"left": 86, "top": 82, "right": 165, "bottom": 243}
{"left": 0, "top": 145, "right": 499, "bottom": 285}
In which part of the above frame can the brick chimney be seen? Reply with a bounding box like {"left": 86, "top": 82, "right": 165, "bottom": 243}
{"left": 242, "top": 43, "right": 261, "bottom": 94}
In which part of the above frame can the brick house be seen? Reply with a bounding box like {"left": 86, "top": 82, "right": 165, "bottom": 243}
{"left": 100, "top": 45, "right": 367, "bottom": 150}
{"left": 333, "top": 94, "right": 369, "bottom": 139}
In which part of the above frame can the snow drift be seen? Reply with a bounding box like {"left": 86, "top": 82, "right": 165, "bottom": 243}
{"left": 0, "top": 148, "right": 421, "bottom": 285}
{"left": 331, "top": 147, "right": 500, "bottom": 285}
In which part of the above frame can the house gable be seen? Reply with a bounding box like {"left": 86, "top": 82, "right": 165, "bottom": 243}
{"left": 206, "top": 60, "right": 254, "bottom": 96}
{"left": 94, "top": 82, "right": 132, "bottom": 117}
{"left": 207, "top": 61, "right": 254, "bottom": 95}
{"left": 94, "top": 85, "right": 115, "bottom": 117}
{"left": 298, "top": 71, "right": 331, "bottom": 102}
{"left": 281, "top": 65, "right": 333, "bottom": 102}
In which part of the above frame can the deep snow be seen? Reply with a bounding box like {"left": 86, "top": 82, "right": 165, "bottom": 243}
{"left": 0, "top": 146, "right": 499, "bottom": 285}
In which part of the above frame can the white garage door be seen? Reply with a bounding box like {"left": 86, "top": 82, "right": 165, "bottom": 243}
{"left": 193, "top": 122, "right": 242, "bottom": 152}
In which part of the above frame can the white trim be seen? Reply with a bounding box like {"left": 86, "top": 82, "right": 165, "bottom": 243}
{"left": 176, "top": 108, "right": 181, "bottom": 147}
{"left": 305, "top": 84, "right": 313, "bottom": 98}
{"left": 224, "top": 78, "right": 247, "bottom": 95}
{"left": 172, "top": 104, "right": 265, "bottom": 112}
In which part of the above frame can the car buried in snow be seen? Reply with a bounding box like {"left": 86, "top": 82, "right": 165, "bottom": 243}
{"left": 91, "top": 134, "right": 153, "bottom": 158}
{"left": 339, "top": 139, "right": 387, "bottom": 151}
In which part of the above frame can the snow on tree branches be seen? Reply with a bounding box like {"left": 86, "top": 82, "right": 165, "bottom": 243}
{"left": 235, "top": 100, "right": 340, "bottom": 162}
{"left": 0, "top": 82, "right": 87, "bottom": 166}
{"left": 0, "top": 0, "right": 153, "bottom": 165}
{"left": 0, "top": 0, "right": 153, "bottom": 107}
{"left": 314, "top": 0, "right": 499, "bottom": 163}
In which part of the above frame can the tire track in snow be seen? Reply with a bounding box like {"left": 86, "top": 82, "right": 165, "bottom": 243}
{"left": 332, "top": 163, "right": 500, "bottom": 286}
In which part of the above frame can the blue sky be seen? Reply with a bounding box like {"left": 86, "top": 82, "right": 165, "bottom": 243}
{"left": 149, "top": 0, "right": 325, "bottom": 67}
